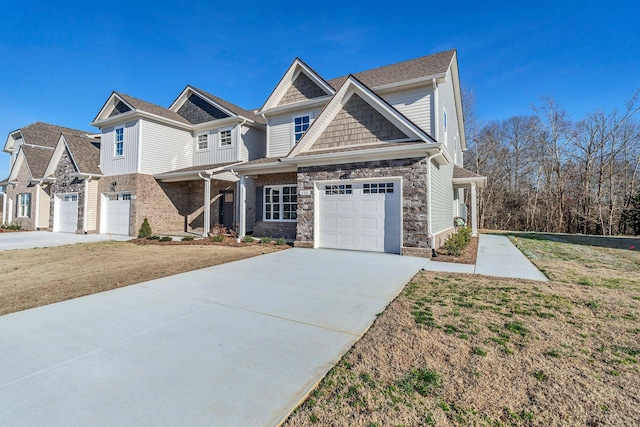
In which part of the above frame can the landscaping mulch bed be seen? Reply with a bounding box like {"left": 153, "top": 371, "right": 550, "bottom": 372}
{"left": 432, "top": 236, "right": 478, "bottom": 265}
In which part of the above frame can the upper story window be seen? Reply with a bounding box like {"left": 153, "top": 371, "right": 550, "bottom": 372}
{"left": 294, "top": 115, "right": 310, "bottom": 143}
{"left": 443, "top": 110, "right": 448, "bottom": 131}
{"left": 114, "top": 127, "right": 124, "bottom": 157}
{"left": 197, "top": 134, "right": 209, "bottom": 150}
{"left": 220, "top": 129, "right": 232, "bottom": 147}
{"left": 18, "top": 193, "right": 31, "bottom": 217}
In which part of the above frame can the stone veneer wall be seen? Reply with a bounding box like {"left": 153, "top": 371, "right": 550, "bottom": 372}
{"left": 296, "top": 158, "right": 432, "bottom": 256}
{"left": 97, "top": 174, "right": 232, "bottom": 236}
{"left": 48, "top": 147, "right": 89, "bottom": 232}
{"left": 252, "top": 172, "right": 298, "bottom": 239}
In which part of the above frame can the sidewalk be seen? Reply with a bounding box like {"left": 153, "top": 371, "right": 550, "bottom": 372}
{"left": 422, "top": 234, "right": 548, "bottom": 281}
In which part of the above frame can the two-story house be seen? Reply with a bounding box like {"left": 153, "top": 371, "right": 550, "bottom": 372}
{"left": 1, "top": 122, "right": 94, "bottom": 230}
{"left": 90, "top": 87, "right": 265, "bottom": 236}
{"left": 232, "top": 49, "right": 485, "bottom": 257}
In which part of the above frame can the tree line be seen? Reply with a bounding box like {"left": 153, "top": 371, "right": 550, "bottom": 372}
{"left": 463, "top": 90, "right": 640, "bottom": 235}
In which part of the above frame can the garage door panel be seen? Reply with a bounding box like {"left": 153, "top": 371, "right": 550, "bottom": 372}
{"left": 55, "top": 194, "right": 79, "bottom": 233}
{"left": 104, "top": 193, "right": 131, "bottom": 235}
{"left": 318, "top": 180, "right": 401, "bottom": 254}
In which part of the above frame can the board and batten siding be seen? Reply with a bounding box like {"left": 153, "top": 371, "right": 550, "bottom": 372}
{"left": 267, "top": 107, "right": 323, "bottom": 157}
{"left": 430, "top": 162, "right": 454, "bottom": 234}
{"left": 193, "top": 125, "right": 248, "bottom": 166}
{"left": 139, "top": 119, "right": 193, "bottom": 174}
{"left": 100, "top": 120, "right": 140, "bottom": 176}
{"left": 437, "top": 69, "right": 462, "bottom": 165}
{"left": 240, "top": 125, "right": 266, "bottom": 161}
{"left": 86, "top": 179, "right": 99, "bottom": 231}
{"left": 381, "top": 86, "right": 434, "bottom": 136}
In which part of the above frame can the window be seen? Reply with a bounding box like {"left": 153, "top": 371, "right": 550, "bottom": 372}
{"left": 443, "top": 110, "right": 447, "bottom": 130}
{"left": 107, "top": 193, "right": 131, "bottom": 201}
{"left": 324, "top": 184, "right": 352, "bottom": 195}
{"left": 264, "top": 185, "right": 297, "bottom": 221}
{"left": 18, "top": 193, "right": 31, "bottom": 217}
{"left": 220, "top": 129, "right": 232, "bottom": 147}
{"left": 294, "top": 115, "right": 310, "bottom": 142}
{"left": 197, "top": 134, "right": 208, "bottom": 150}
{"left": 62, "top": 194, "right": 78, "bottom": 202}
{"left": 114, "top": 127, "right": 124, "bottom": 157}
{"left": 363, "top": 183, "right": 394, "bottom": 194}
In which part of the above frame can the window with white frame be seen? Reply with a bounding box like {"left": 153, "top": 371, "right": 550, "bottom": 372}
{"left": 114, "top": 127, "right": 124, "bottom": 157}
{"left": 18, "top": 193, "right": 31, "bottom": 217}
{"left": 443, "top": 110, "right": 447, "bottom": 130}
{"left": 363, "top": 182, "right": 394, "bottom": 194}
{"left": 219, "top": 129, "right": 232, "bottom": 147}
{"left": 294, "top": 115, "right": 310, "bottom": 142}
{"left": 264, "top": 185, "right": 297, "bottom": 221}
{"left": 197, "top": 134, "right": 209, "bottom": 150}
{"left": 324, "top": 184, "right": 352, "bottom": 195}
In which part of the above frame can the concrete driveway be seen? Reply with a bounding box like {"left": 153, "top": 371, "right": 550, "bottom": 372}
{"left": 0, "top": 231, "right": 132, "bottom": 251}
{"left": 0, "top": 248, "right": 426, "bottom": 426}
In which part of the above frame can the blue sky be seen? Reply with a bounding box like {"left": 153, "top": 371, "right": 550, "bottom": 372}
{"left": 1, "top": 0, "right": 638, "bottom": 179}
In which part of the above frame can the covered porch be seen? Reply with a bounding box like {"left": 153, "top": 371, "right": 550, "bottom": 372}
{"left": 452, "top": 166, "right": 487, "bottom": 237}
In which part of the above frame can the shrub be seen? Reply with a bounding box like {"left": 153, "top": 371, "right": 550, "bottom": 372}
{"left": 1, "top": 223, "right": 22, "bottom": 230}
{"left": 442, "top": 227, "right": 472, "bottom": 256}
{"left": 159, "top": 236, "right": 172, "bottom": 242}
{"left": 242, "top": 235, "right": 255, "bottom": 243}
{"left": 148, "top": 235, "right": 160, "bottom": 240}
{"left": 211, "top": 235, "right": 224, "bottom": 243}
{"left": 181, "top": 235, "right": 195, "bottom": 241}
{"left": 275, "top": 237, "right": 287, "bottom": 245}
{"left": 138, "top": 217, "right": 153, "bottom": 238}
{"left": 259, "top": 236, "right": 272, "bottom": 244}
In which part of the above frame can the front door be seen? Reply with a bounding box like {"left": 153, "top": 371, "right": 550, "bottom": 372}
{"left": 219, "top": 190, "right": 234, "bottom": 230}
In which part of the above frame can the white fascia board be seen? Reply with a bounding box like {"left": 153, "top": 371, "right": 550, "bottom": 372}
{"left": 260, "top": 95, "right": 331, "bottom": 117}
{"left": 92, "top": 92, "right": 135, "bottom": 124}
{"left": 42, "top": 136, "right": 66, "bottom": 178}
{"left": 371, "top": 73, "right": 447, "bottom": 93}
{"left": 3, "top": 130, "right": 22, "bottom": 153}
{"left": 8, "top": 151, "right": 28, "bottom": 182}
{"left": 188, "top": 88, "right": 237, "bottom": 117}
{"left": 191, "top": 116, "right": 243, "bottom": 132}
{"left": 71, "top": 172, "right": 103, "bottom": 179}
{"left": 449, "top": 55, "right": 467, "bottom": 151}
{"left": 155, "top": 161, "right": 245, "bottom": 180}
{"left": 92, "top": 110, "right": 192, "bottom": 131}
{"left": 453, "top": 176, "right": 487, "bottom": 189}
{"left": 228, "top": 161, "right": 296, "bottom": 175}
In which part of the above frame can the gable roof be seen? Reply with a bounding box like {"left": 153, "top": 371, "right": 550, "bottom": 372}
{"left": 92, "top": 92, "right": 192, "bottom": 127}
{"left": 4, "top": 122, "right": 91, "bottom": 153}
{"left": 20, "top": 145, "right": 55, "bottom": 179}
{"left": 288, "top": 74, "right": 437, "bottom": 158}
{"left": 63, "top": 134, "right": 101, "bottom": 175}
{"left": 180, "top": 86, "right": 265, "bottom": 124}
{"left": 327, "top": 49, "right": 456, "bottom": 89}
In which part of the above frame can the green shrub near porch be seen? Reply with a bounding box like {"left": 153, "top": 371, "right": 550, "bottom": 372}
{"left": 442, "top": 227, "right": 472, "bottom": 256}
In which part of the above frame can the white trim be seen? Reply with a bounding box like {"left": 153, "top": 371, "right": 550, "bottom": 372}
{"left": 292, "top": 113, "right": 311, "bottom": 144}
{"left": 114, "top": 127, "right": 124, "bottom": 158}
{"left": 260, "top": 96, "right": 331, "bottom": 117}
{"left": 218, "top": 127, "right": 233, "bottom": 148}
{"left": 196, "top": 133, "right": 210, "bottom": 151}
{"left": 263, "top": 184, "right": 298, "bottom": 222}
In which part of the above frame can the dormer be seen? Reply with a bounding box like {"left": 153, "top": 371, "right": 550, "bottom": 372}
{"left": 4, "top": 130, "right": 23, "bottom": 167}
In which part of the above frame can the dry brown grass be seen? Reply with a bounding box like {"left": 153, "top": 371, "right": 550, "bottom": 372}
{"left": 0, "top": 241, "right": 285, "bottom": 316}
{"left": 285, "top": 235, "right": 640, "bottom": 426}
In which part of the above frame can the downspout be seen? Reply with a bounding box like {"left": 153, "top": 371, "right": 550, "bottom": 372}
{"left": 198, "top": 172, "right": 211, "bottom": 237}
{"left": 426, "top": 148, "right": 442, "bottom": 257}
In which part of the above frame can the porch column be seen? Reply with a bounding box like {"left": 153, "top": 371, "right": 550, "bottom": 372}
{"left": 238, "top": 175, "right": 246, "bottom": 238}
{"left": 470, "top": 182, "right": 478, "bottom": 237}
{"left": 203, "top": 177, "right": 211, "bottom": 237}
{"left": 34, "top": 183, "right": 40, "bottom": 230}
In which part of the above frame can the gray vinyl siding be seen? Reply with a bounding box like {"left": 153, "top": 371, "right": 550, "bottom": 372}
{"left": 193, "top": 125, "right": 243, "bottom": 166}
{"left": 267, "top": 107, "right": 323, "bottom": 157}
{"left": 241, "top": 125, "right": 265, "bottom": 161}
{"left": 381, "top": 86, "right": 433, "bottom": 135}
{"left": 430, "top": 161, "right": 454, "bottom": 234}
{"left": 139, "top": 119, "right": 193, "bottom": 174}
{"left": 437, "top": 69, "right": 462, "bottom": 164}
{"left": 100, "top": 120, "right": 139, "bottom": 176}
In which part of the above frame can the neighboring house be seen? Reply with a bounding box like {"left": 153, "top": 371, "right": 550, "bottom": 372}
{"left": 90, "top": 87, "right": 265, "bottom": 236}
{"left": 42, "top": 133, "right": 102, "bottom": 233}
{"left": 232, "top": 49, "right": 486, "bottom": 257}
{"left": 1, "top": 122, "right": 93, "bottom": 230}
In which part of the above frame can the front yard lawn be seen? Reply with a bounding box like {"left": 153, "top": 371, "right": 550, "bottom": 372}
{"left": 285, "top": 235, "right": 640, "bottom": 426}
{"left": 0, "top": 241, "right": 285, "bottom": 316}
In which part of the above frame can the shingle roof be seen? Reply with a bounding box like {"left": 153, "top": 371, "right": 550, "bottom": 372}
{"left": 115, "top": 92, "right": 193, "bottom": 125}
{"left": 21, "top": 145, "right": 55, "bottom": 179}
{"left": 158, "top": 161, "right": 240, "bottom": 174}
{"left": 297, "top": 141, "right": 424, "bottom": 156}
{"left": 63, "top": 134, "right": 101, "bottom": 175}
{"left": 188, "top": 86, "right": 265, "bottom": 124}
{"left": 19, "top": 122, "right": 90, "bottom": 149}
{"left": 237, "top": 157, "right": 282, "bottom": 166}
{"left": 327, "top": 49, "right": 455, "bottom": 89}
{"left": 453, "top": 165, "right": 484, "bottom": 179}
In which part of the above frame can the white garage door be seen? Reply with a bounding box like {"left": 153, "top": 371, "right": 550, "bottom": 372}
{"left": 104, "top": 193, "right": 131, "bottom": 235}
{"left": 318, "top": 180, "right": 401, "bottom": 253}
{"left": 54, "top": 194, "right": 78, "bottom": 233}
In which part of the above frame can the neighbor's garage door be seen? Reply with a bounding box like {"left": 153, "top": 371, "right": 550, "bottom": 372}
{"left": 104, "top": 193, "right": 131, "bottom": 235}
{"left": 318, "top": 180, "right": 401, "bottom": 253}
{"left": 54, "top": 194, "right": 78, "bottom": 233}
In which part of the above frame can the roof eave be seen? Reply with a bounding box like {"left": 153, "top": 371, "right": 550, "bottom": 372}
{"left": 91, "top": 110, "right": 192, "bottom": 130}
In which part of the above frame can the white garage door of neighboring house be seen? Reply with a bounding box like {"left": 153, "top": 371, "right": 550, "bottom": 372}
{"left": 104, "top": 193, "right": 131, "bottom": 235}
{"left": 54, "top": 194, "right": 78, "bottom": 233}
{"left": 318, "top": 179, "right": 402, "bottom": 253}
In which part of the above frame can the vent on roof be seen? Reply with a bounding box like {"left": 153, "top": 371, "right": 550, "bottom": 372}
{"left": 109, "top": 101, "right": 132, "bottom": 117}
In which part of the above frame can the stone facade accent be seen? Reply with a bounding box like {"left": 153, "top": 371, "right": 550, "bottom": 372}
{"left": 48, "top": 146, "right": 89, "bottom": 232}
{"left": 97, "top": 173, "right": 233, "bottom": 236}
{"left": 278, "top": 73, "right": 327, "bottom": 106}
{"left": 311, "top": 94, "right": 409, "bottom": 150}
{"left": 252, "top": 172, "right": 298, "bottom": 239}
{"left": 296, "top": 158, "right": 431, "bottom": 254}
{"left": 176, "top": 94, "right": 229, "bottom": 124}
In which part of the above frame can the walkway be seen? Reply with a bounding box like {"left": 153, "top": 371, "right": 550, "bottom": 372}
{"left": 422, "top": 234, "right": 548, "bottom": 281}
